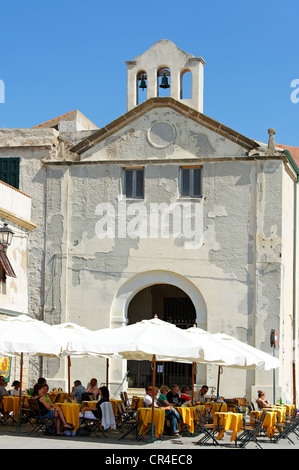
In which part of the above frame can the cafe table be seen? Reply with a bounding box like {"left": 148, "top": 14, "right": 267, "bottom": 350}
{"left": 175, "top": 406, "right": 196, "bottom": 434}
{"left": 213, "top": 411, "right": 243, "bottom": 442}
{"left": 250, "top": 410, "right": 277, "bottom": 438}
{"left": 57, "top": 402, "right": 81, "bottom": 431}
{"left": 131, "top": 396, "right": 144, "bottom": 410}
{"left": 138, "top": 407, "right": 165, "bottom": 439}
{"left": 268, "top": 407, "right": 286, "bottom": 423}
{"left": 49, "top": 392, "right": 70, "bottom": 403}
{"left": 81, "top": 399, "right": 121, "bottom": 417}
{"left": 2, "top": 396, "right": 21, "bottom": 421}
{"left": 274, "top": 404, "right": 294, "bottom": 416}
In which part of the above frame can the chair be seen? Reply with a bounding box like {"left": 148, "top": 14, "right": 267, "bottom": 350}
{"left": 116, "top": 402, "right": 144, "bottom": 441}
{"left": 54, "top": 393, "right": 62, "bottom": 404}
{"left": 272, "top": 407, "right": 299, "bottom": 445}
{"left": 0, "top": 396, "right": 7, "bottom": 425}
{"left": 236, "top": 410, "right": 267, "bottom": 449}
{"left": 81, "top": 392, "right": 92, "bottom": 402}
{"left": 193, "top": 408, "right": 221, "bottom": 446}
{"left": 256, "top": 399, "right": 263, "bottom": 410}
{"left": 120, "top": 391, "right": 131, "bottom": 410}
{"left": 27, "top": 398, "right": 56, "bottom": 436}
{"left": 79, "top": 408, "right": 108, "bottom": 438}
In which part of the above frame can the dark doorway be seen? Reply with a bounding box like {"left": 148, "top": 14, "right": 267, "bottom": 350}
{"left": 127, "top": 284, "right": 196, "bottom": 389}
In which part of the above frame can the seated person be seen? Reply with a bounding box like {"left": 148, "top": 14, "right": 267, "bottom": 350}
{"left": 157, "top": 385, "right": 171, "bottom": 407}
{"left": 86, "top": 378, "right": 99, "bottom": 399}
{"left": 144, "top": 385, "right": 181, "bottom": 436}
{"left": 166, "top": 384, "right": 181, "bottom": 406}
{"left": 9, "top": 380, "right": 20, "bottom": 396}
{"left": 80, "top": 386, "right": 110, "bottom": 419}
{"left": 72, "top": 380, "right": 87, "bottom": 404}
{"left": 180, "top": 385, "right": 191, "bottom": 404}
{"left": 257, "top": 390, "right": 271, "bottom": 408}
{"left": 197, "top": 385, "right": 209, "bottom": 404}
{"left": 0, "top": 376, "right": 10, "bottom": 396}
{"left": 33, "top": 384, "right": 73, "bottom": 436}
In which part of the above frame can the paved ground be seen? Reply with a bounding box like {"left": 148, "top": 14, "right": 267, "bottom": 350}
{"left": 0, "top": 422, "right": 298, "bottom": 454}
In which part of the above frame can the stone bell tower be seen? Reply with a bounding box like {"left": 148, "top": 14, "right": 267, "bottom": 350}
{"left": 125, "top": 39, "right": 205, "bottom": 113}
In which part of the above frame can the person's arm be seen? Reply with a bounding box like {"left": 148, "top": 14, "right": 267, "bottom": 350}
{"left": 82, "top": 406, "right": 97, "bottom": 412}
{"left": 39, "top": 396, "right": 53, "bottom": 410}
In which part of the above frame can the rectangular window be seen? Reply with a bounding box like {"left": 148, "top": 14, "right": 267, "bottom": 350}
{"left": 0, "top": 158, "right": 20, "bottom": 189}
{"left": 180, "top": 167, "right": 202, "bottom": 198}
{"left": 124, "top": 168, "right": 144, "bottom": 199}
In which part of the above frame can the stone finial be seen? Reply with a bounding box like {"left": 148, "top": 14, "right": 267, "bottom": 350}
{"left": 266, "top": 127, "right": 276, "bottom": 154}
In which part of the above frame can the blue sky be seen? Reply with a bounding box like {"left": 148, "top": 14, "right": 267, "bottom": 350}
{"left": 0, "top": 0, "right": 298, "bottom": 146}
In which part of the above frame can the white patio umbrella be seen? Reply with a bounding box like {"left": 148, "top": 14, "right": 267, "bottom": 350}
{"left": 0, "top": 314, "right": 64, "bottom": 431}
{"left": 66, "top": 317, "right": 244, "bottom": 364}
{"left": 66, "top": 316, "right": 250, "bottom": 440}
{"left": 212, "top": 332, "right": 280, "bottom": 370}
{"left": 212, "top": 331, "right": 280, "bottom": 396}
{"left": 50, "top": 322, "right": 97, "bottom": 394}
{"left": 185, "top": 327, "right": 280, "bottom": 398}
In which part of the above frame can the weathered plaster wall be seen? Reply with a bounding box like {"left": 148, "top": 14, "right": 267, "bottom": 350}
{"left": 0, "top": 121, "right": 296, "bottom": 400}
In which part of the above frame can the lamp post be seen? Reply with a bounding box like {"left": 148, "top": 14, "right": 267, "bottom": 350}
{"left": 0, "top": 223, "right": 14, "bottom": 251}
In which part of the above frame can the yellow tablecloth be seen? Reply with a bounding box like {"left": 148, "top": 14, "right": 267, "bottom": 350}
{"left": 268, "top": 407, "right": 286, "bottom": 423}
{"left": 49, "top": 393, "right": 69, "bottom": 403}
{"left": 57, "top": 403, "right": 81, "bottom": 431}
{"left": 131, "top": 396, "right": 144, "bottom": 409}
{"left": 205, "top": 402, "right": 228, "bottom": 414}
{"left": 274, "top": 404, "right": 295, "bottom": 416}
{"left": 2, "top": 396, "right": 19, "bottom": 418}
{"left": 214, "top": 412, "right": 243, "bottom": 441}
{"left": 250, "top": 410, "right": 278, "bottom": 438}
{"left": 82, "top": 400, "right": 97, "bottom": 408}
{"left": 81, "top": 399, "right": 121, "bottom": 416}
{"left": 175, "top": 406, "right": 196, "bottom": 434}
{"left": 138, "top": 407, "right": 165, "bottom": 439}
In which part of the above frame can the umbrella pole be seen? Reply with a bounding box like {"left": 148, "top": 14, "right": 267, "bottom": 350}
{"left": 150, "top": 354, "right": 157, "bottom": 442}
{"left": 106, "top": 358, "right": 109, "bottom": 388}
{"left": 216, "top": 366, "right": 221, "bottom": 397}
{"left": 68, "top": 356, "right": 71, "bottom": 395}
{"left": 11, "top": 352, "right": 26, "bottom": 434}
{"left": 191, "top": 362, "right": 195, "bottom": 404}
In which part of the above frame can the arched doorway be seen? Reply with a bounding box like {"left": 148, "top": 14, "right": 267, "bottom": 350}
{"left": 127, "top": 284, "right": 196, "bottom": 389}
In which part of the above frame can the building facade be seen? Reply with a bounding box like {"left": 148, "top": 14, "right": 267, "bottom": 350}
{"left": 0, "top": 40, "right": 298, "bottom": 402}
{"left": 0, "top": 179, "right": 36, "bottom": 383}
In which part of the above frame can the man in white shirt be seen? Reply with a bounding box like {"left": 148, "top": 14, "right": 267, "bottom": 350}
{"left": 143, "top": 385, "right": 181, "bottom": 436}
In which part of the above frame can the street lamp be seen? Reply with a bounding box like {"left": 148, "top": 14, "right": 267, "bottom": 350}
{"left": 0, "top": 223, "right": 14, "bottom": 251}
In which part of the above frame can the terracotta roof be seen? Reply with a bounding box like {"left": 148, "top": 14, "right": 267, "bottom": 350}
{"left": 33, "top": 110, "right": 76, "bottom": 129}
{"left": 276, "top": 144, "right": 299, "bottom": 167}
{"left": 0, "top": 179, "right": 32, "bottom": 198}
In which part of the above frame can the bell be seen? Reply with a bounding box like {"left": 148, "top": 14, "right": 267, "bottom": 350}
{"left": 139, "top": 77, "right": 147, "bottom": 90}
{"left": 159, "top": 73, "right": 170, "bottom": 89}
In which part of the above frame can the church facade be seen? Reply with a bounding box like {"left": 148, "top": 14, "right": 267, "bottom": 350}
{"left": 0, "top": 40, "right": 298, "bottom": 402}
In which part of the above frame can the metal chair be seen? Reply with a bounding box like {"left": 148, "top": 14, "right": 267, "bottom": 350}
{"left": 54, "top": 393, "right": 62, "bottom": 404}
{"left": 236, "top": 409, "right": 267, "bottom": 449}
{"left": 0, "top": 396, "right": 7, "bottom": 425}
{"left": 272, "top": 407, "right": 299, "bottom": 445}
{"left": 116, "top": 402, "right": 144, "bottom": 441}
{"left": 79, "top": 409, "right": 107, "bottom": 438}
{"left": 27, "top": 398, "right": 56, "bottom": 436}
{"left": 193, "top": 408, "right": 221, "bottom": 446}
